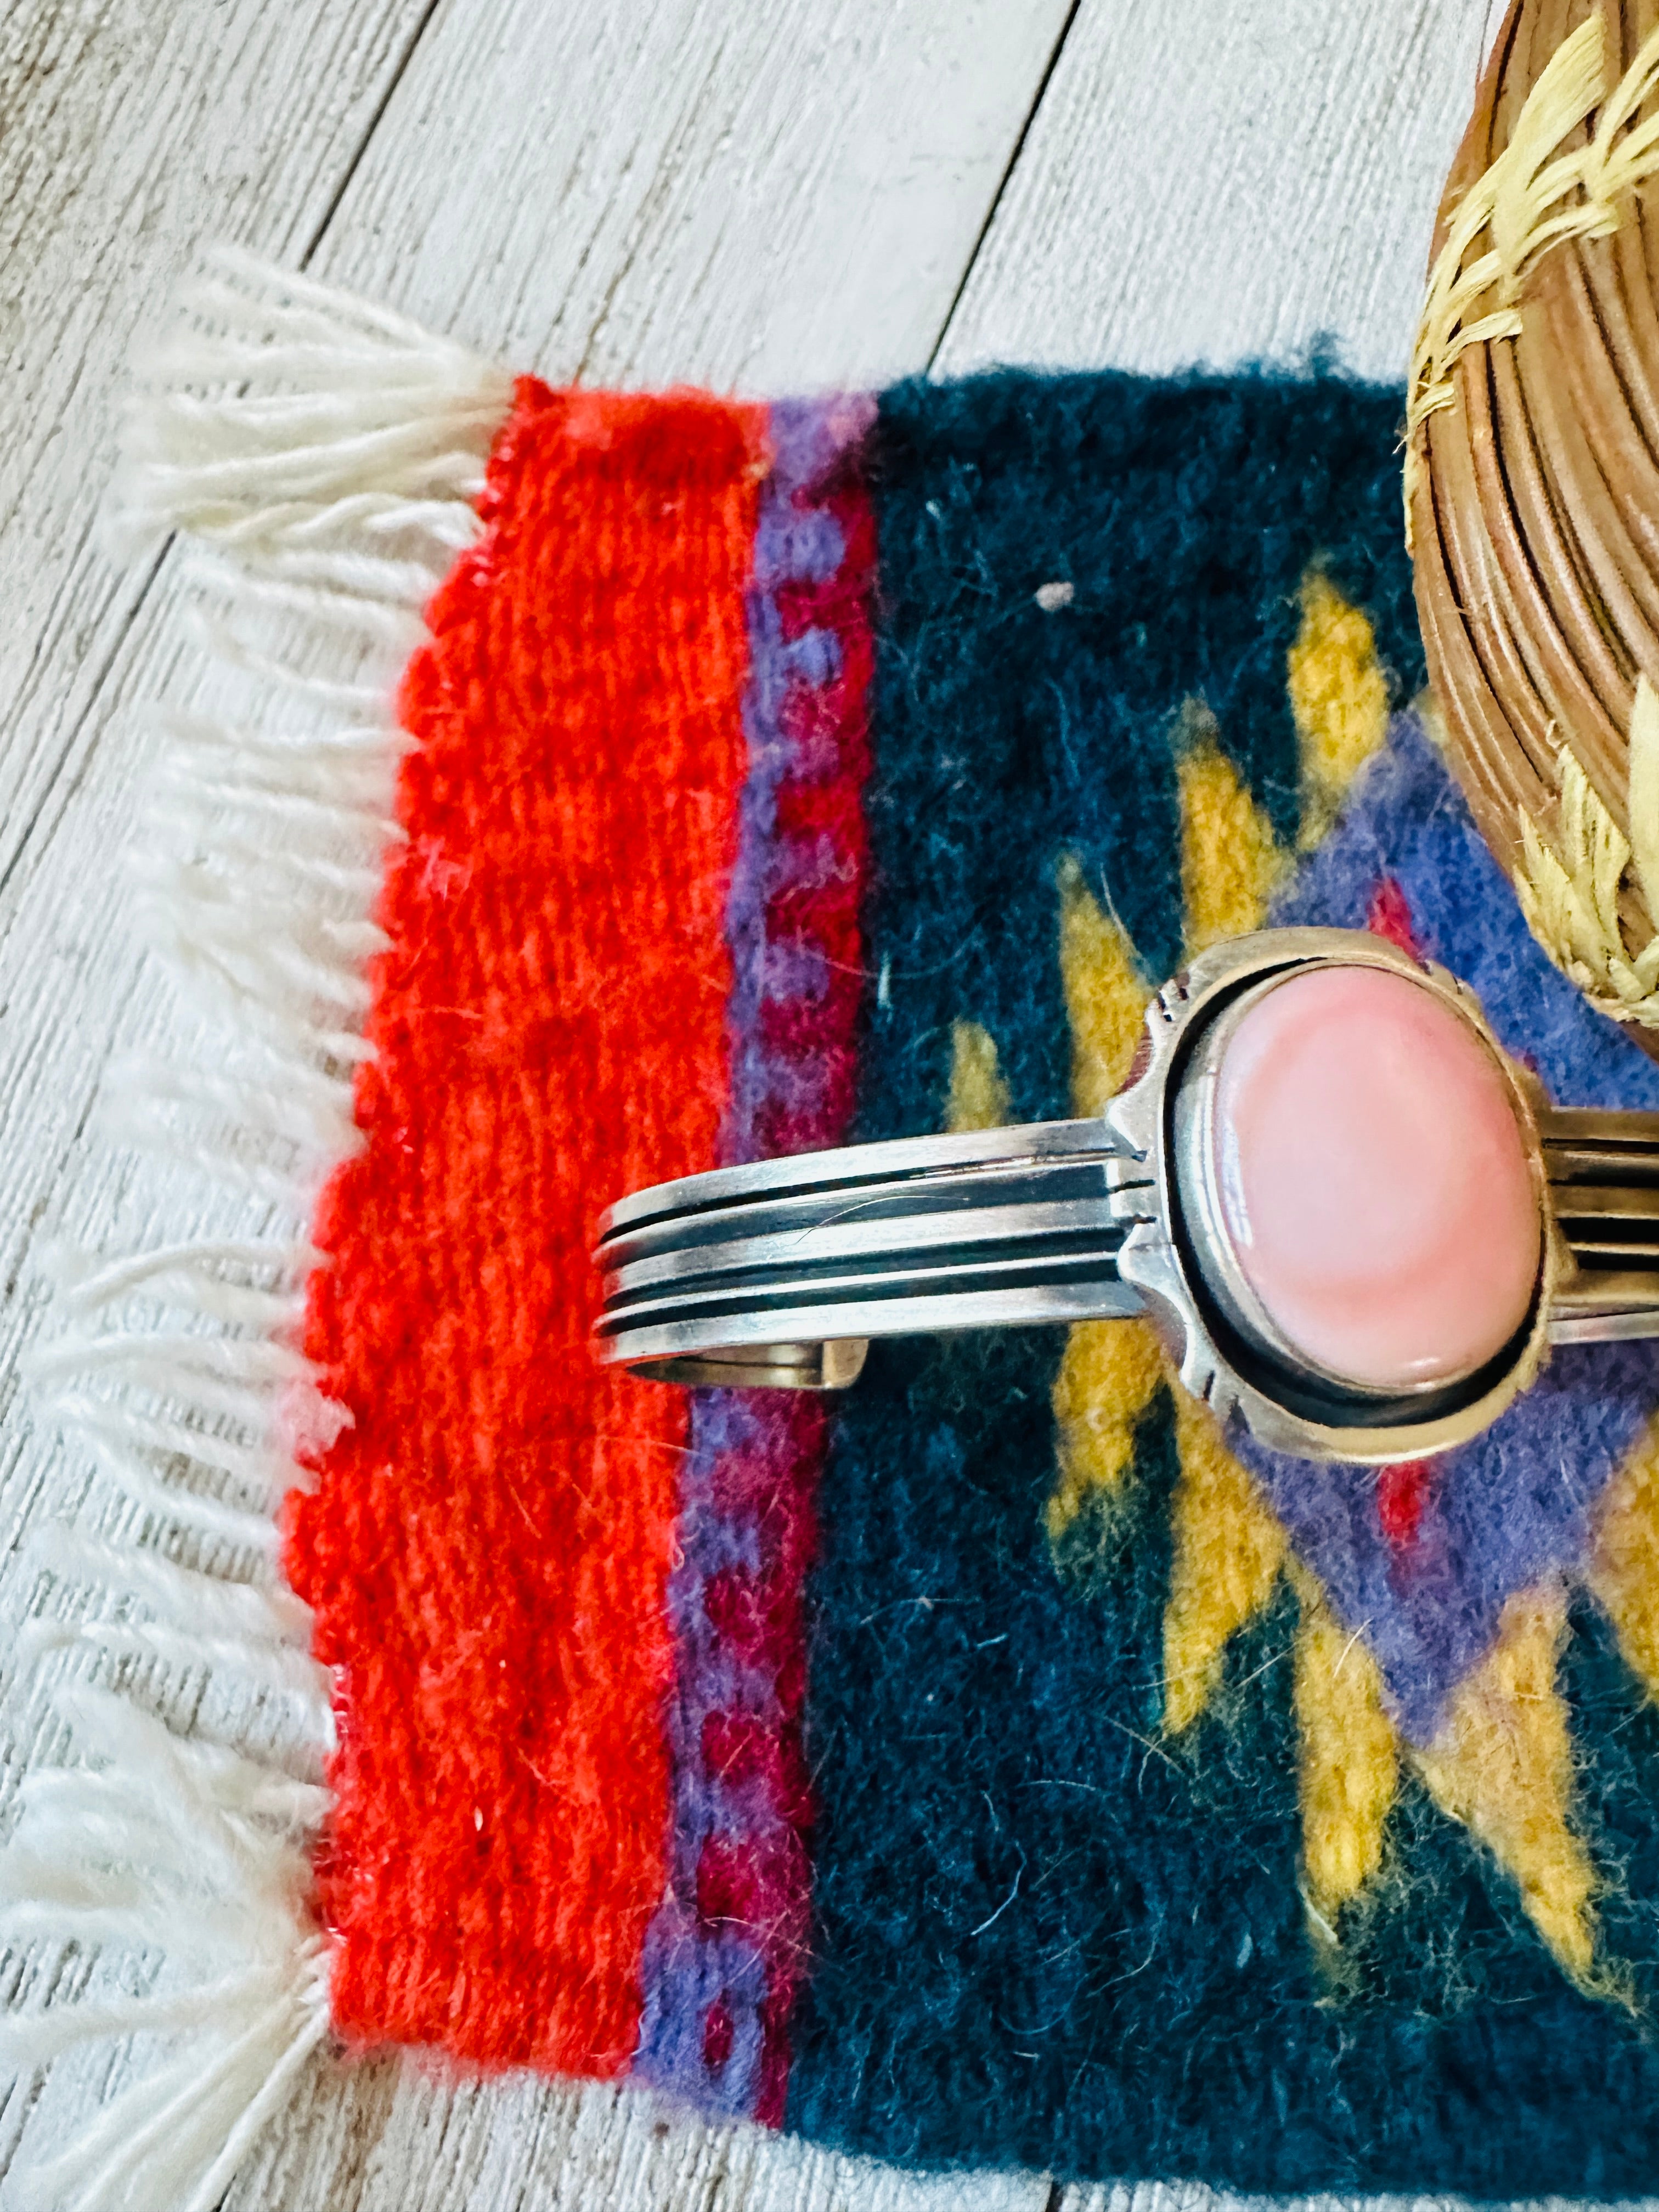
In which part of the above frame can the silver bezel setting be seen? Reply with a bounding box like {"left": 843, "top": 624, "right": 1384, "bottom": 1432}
{"left": 1105, "top": 926, "right": 1564, "bottom": 1463}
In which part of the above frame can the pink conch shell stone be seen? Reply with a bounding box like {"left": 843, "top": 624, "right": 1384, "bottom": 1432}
{"left": 1213, "top": 965, "right": 1541, "bottom": 1391}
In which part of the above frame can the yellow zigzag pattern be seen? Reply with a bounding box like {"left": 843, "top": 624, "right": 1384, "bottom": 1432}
{"left": 1163, "top": 1389, "right": 1286, "bottom": 1734}
{"left": 1590, "top": 1416, "right": 1659, "bottom": 1700}
{"left": 1289, "top": 570, "right": 1391, "bottom": 851}
{"left": 1291, "top": 1563, "right": 1396, "bottom": 1940}
{"left": 1414, "top": 1590, "right": 1602, "bottom": 1990}
{"left": 1176, "top": 718, "right": 1286, "bottom": 952}
{"left": 949, "top": 571, "right": 1616, "bottom": 1988}
{"left": 946, "top": 1018, "right": 1010, "bottom": 1135}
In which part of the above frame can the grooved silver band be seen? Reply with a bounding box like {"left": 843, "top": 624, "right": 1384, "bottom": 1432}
{"left": 595, "top": 1119, "right": 1145, "bottom": 1389}
{"left": 594, "top": 1101, "right": 1659, "bottom": 1390}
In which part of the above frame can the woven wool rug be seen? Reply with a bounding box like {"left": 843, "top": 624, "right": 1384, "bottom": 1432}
{"left": 13, "top": 252, "right": 1659, "bottom": 2209}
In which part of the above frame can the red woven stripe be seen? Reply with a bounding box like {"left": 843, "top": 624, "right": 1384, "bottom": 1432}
{"left": 286, "top": 380, "right": 766, "bottom": 2072}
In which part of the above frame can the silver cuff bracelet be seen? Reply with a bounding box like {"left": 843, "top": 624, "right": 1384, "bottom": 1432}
{"left": 595, "top": 928, "right": 1659, "bottom": 1461}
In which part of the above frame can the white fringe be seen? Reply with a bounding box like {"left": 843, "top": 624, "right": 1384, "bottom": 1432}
{"left": 4, "top": 249, "right": 514, "bottom": 2211}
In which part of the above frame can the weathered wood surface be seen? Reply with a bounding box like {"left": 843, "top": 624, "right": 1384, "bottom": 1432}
{"left": 0, "top": 2, "right": 1493, "bottom": 2207}
{"left": 936, "top": 0, "right": 1494, "bottom": 381}
{"left": 316, "top": 0, "right": 1075, "bottom": 391}
{"left": 0, "top": 0, "right": 435, "bottom": 881}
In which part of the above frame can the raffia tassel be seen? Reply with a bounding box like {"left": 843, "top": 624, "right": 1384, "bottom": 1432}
{"left": 1404, "top": 9, "right": 1659, "bottom": 538}
{"left": 1513, "top": 678, "right": 1659, "bottom": 1025}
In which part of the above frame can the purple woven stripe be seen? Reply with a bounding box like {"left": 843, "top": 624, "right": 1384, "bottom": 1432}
{"left": 633, "top": 1389, "right": 816, "bottom": 2118}
{"left": 724, "top": 392, "right": 876, "bottom": 1167}
{"left": 636, "top": 1902, "right": 769, "bottom": 2113}
{"left": 633, "top": 393, "right": 874, "bottom": 2120}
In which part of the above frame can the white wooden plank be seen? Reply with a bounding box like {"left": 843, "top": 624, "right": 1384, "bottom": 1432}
{"left": 936, "top": 0, "right": 1493, "bottom": 384}
{"left": 313, "top": 0, "right": 1073, "bottom": 391}
{"left": 0, "top": 0, "right": 432, "bottom": 880}
{"left": 0, "top": 3, "right": 1074, "bottom": 2209}
{"left": 229, "top": 2061, "right": 1052, "bottom": 2212}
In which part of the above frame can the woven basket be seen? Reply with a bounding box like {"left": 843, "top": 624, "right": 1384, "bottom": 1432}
{"left": 1409, "top": 0, "right": 1659, "bottom": 1041}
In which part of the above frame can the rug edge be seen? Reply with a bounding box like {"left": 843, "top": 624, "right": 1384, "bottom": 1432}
{"left": 0, "top": 250, "right": 512, "bottom": 2212}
